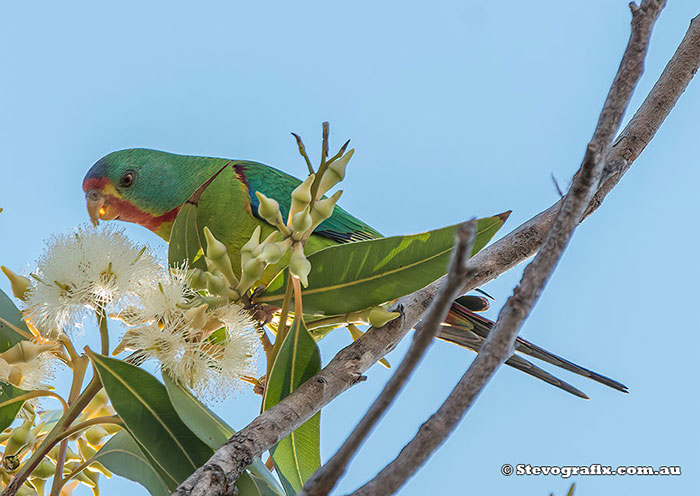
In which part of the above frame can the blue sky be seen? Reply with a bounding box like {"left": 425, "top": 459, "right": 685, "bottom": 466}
{"left": 1, "top": 1, "right": 698, "bottom": 495}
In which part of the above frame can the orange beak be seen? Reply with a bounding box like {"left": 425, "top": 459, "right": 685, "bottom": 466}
{"left": 86, "top": 189, "right": 123, "bottom": 227}
{"left": 86, "top": 189, "right": 105, "bottom": 226}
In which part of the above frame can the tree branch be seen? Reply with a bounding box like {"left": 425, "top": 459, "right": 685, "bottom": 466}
{"left": 299, "top": 221, "right": 478, "bottom": 496}
{"left": 174, "top": 2, "right": 700, "bottom": 494}
{"left": 350, "top": 5, "right": 666, "bottom": 492}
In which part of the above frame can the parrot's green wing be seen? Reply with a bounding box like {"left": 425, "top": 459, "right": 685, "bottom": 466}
{"left": 234, "top": 161, "right": 382, "bottom": 243}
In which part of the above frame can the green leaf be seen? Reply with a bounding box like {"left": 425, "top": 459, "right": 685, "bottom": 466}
{"left": 262, "top": 319, "right": 322, "bottom": 493}
{"left": 0, "top": 289, "right": 30, "bottom": 353}
{"left": 168, "top": 162, "right": 231, "bottom": 269}
{"left": 87, "top": 351, "right": 213, "bottom": 487}
{"left": 0, "top": 381, "right": 29, "bottom": 431}
{"left": 168, "top": 202, "right": 205, "bottom": 270}
{"left": 96, "top": 431, "right": 172, "bottom": 496}
{"left": 256, "top": 213, "right": 509, "bottom": 315}
{"left": 162, "top": 372, "right": 232, "bottom": 450}
{"left": 162, "top": 372, "right": 286, "bottom": 496}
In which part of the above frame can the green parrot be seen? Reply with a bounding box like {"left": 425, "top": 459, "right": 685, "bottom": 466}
{"left": 83, "top": 148, "right": 627, "bottom": 399}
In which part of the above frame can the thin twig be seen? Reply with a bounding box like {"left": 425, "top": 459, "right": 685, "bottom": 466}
{"left": 173, "top": 3, "right": 700, "bottom": 494}
{"left": 292, "top": 133, "right": 315, "bottom": 175}
{"left": 300, "top": 221, "right": 477, "bottom": 496}
{"left": 350, "top": 2, "right": 665, "bottom": 494}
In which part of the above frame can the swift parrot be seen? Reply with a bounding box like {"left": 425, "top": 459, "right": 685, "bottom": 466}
{"left": 83, "top": 148, "right": 627, "bottom": 398}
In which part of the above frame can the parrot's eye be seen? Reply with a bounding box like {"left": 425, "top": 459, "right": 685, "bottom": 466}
{"left": 119, "top": 171, "right": 135, "bottom": 188}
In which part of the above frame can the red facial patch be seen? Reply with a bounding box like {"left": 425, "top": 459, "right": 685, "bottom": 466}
{"left": 82, "top": 176, "right": 109, "bottom": 192}
{"left": 105, "top": 195, "right": 181, "bottom": 233}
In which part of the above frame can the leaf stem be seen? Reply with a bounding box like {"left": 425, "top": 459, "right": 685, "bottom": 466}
{"left": 51, "top": 415, "right": 122, "bottom": 444}
{"left": 1, "top": 390, "right": 68, "bottom": 412}
{"left": 269, "top": 277, "right": 294, "bottom": 376}
{"left": 292, "top": 276, "right": 304, "bottom": 331}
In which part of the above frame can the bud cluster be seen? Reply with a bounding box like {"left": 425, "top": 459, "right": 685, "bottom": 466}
{"left": 0, "top": 390, "right": 119, "bottom": 496}
{"left": 241, "top": 148, "right": 353, "bottom": 292}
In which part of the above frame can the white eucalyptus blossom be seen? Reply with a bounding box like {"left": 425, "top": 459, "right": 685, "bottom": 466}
{"left": 124, "top": 317, "right": 192, "bottom": 366}
{"left": 121, "top": 301, "right": 260, "bottom": 401}
{"left": 0, "top": 354, "right": 57, "bottom": 391}
{"left": 122, "top": 265, "right": 194, "bottom": 325}
{"left": 23, "top": 224, "right": 159, "bottom": 336}
{"left": 13, "top": 353, "right": 57, "bottom": 391}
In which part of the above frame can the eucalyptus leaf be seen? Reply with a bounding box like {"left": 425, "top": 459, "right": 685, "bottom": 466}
{"left": 87, "top": 351, "right": 213, "bottom": 487}
{"left": 256, "top": 213, "right": 509, "bottom": 315}
{"left": 0, "top": 381, "right": 29, "bottom": 431}
{"left": 262, "top": 319, "right": 321, "bottom": 493}
{"left": 0, "top": 289, "right": 30, "bottom": 353}
{"left": 96, "top": 431, "right": 172, "bottom": 496}
{"left": 162, "top": 372, "right": 285, "bottom": 496}
{"left": 162, "top": 372, "right": 232, "bottom": 450}
{"left": 168, "top": 202, "right": 206, "bottom": 270}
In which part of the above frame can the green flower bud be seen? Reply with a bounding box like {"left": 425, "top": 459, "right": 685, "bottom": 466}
{"left": 311, "top": 190, "right": 343, "bottom": 228}
{"left": 5, "top": 421, "right": 35, "bottom": 456}
{"left": 237, "top": 258, "right": 266, "bottom": 294}
{"left": 289, "top": 174, "right": 315, "bottom": 220}
{"left": 29, "top": 478, "right": 45, "bottom": 496}
{"left": 241, "top": 226, "right": 262, "bottom": 267}
{"left": 200, "top": 295, "right": 229, "bottom": 308}
{"left": 205, "top": 272, "right": 228, "bottom": 296}
{"left": 48, "top": 443, "right": 81, "bottom": 463}
{"left": 1, "top": 266, "right": 31, "bottom": 301}
{"left": 16, "top": 483, "right": 36, "bottom": 496}
{"left": 259, "top": 243, "right": 283, "bottom": 265}
{"left": 368, "top": 306, "right": 401, "bottom": 328}
{"left": 203, "top": 228, "right": 237, "bottom": 285}
{"left": 203, "top": 227, "right": 228, "bottom": 259}
{"left": 77, "top": 438, "right": 112, "bottom": 477}
{"left": 255, "top": 192, "right": 283, "bottom": 223}
{"left": 64, "top": 461, "right": 97, "bottom": 488}
{"left": 187, "top": 268, "right": 208, "bottom": 290}
{"left": 252, "top": 232, "right": 280, "bottom": 258}
{"left": 291, "top": 206, "right": 313, "bottom": 238}
{"left": 206, "top": 256, "right": 238, "bottom": 288}
{"left": 83, "top": 390, "right": 109, "bottom": 418}
{"left": 242, "top": 258, "right": 266, "bottom": 282}
{"left": 317, "top": 149, "right": 353, "bottom": 198}
{"left": 289, "top": 249, "right": 311, "bottom": 288}
{"left": 31, "top": 458, "right": 56, "bottom": 480}
{"left": 84, "top": 425, "right": 109, "bottom": 447}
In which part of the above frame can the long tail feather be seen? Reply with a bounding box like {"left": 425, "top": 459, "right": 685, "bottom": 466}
{"left": 437, "top": 325, "right": 590, "bottom": 399}
{"left": 439, "top": 299, "right": 628, "bottom": 396}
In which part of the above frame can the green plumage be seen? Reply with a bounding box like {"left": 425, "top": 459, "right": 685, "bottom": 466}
{"left": 83, "top": 147, "right": 628, "bottom": 398}
{"left": 83, "top": 148, "right": 381, "bottom": 279}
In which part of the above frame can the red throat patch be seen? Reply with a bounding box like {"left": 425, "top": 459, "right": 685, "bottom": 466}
{"left": 104, "top": 195, "right": 181, "bottom": 233}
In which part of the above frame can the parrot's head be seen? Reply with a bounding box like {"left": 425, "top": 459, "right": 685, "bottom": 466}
{"left": 82, "top": 148, "right": 193, "bottom": 238}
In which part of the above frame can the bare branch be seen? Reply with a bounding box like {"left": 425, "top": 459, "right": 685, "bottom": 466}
{"left": 173, "top": 3, "right": 700, "bottom": 494}
{"left": 348, "top": 3, "right": 666, "bottom": 493}
{"left": 299, "top": 221, "right": 478, "bottom": 496}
